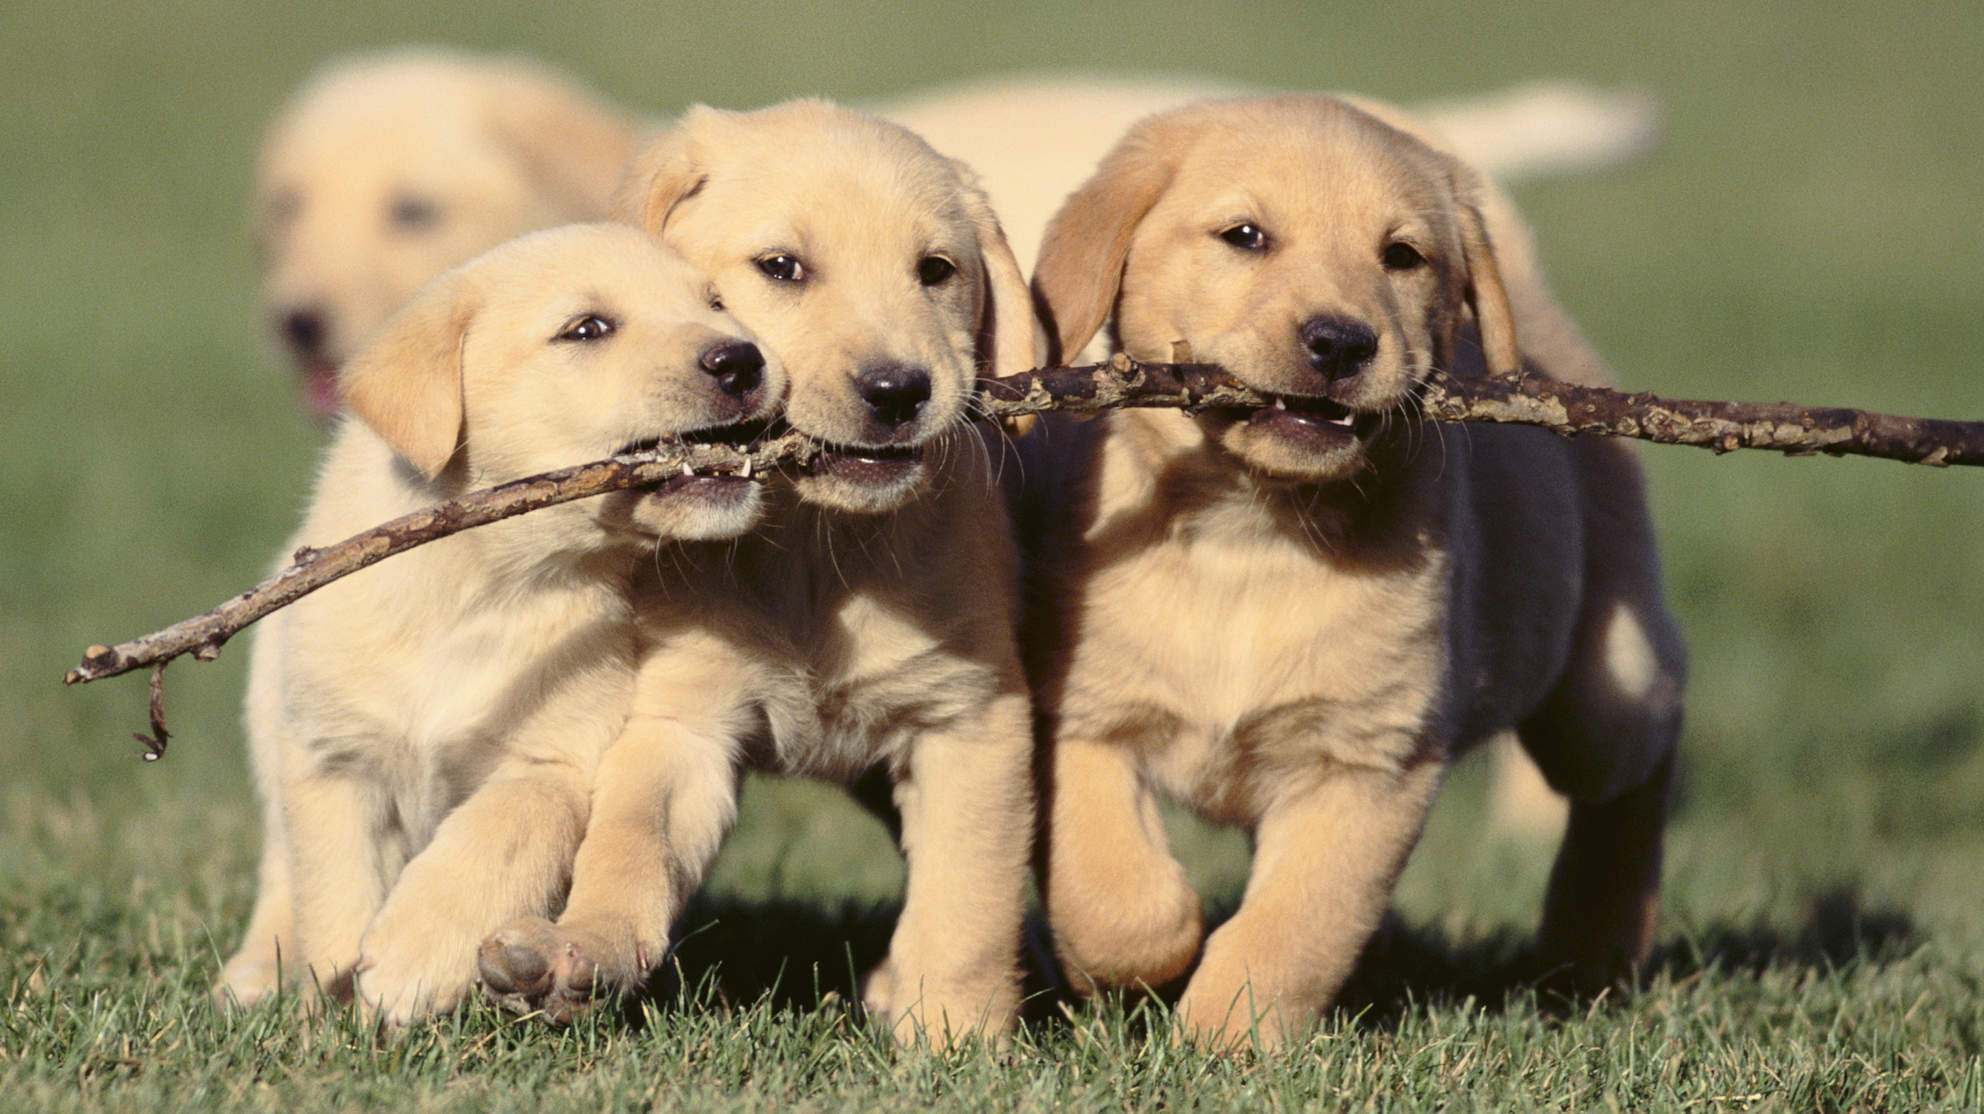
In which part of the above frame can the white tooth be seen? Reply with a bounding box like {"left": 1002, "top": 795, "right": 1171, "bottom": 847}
{"left": 681, "top": 462, "right": 695, "bottom": 477}
{"left": 1273, "top": 397, "right": 1287, "bottom": 410}
{"left": 742, "top": 458, "right": 754, "bottom": 478}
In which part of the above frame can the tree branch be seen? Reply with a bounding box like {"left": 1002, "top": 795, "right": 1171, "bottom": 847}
{"left": 65, "top": 432, "right": 814, "bottom": 686}
{"left": 66, "top": 357, "right": 1983, "bottom": 694}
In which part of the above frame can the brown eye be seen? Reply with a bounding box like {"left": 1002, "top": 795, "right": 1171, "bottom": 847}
{"left": 1218, "top": 222, "right": 1267, "bottom": 251}
{"left": 389, "top": 194, "right": 440, "bottom": 232}
{"left": 756, "top": 253, "right": 805, "bottom": 282}
{"left": 555, "top": 314, "right": 616, "bottom": 342}
{"left": 1382, "top": 242, "right": 1425, "bottom": 271}
{"left": 917, "top": 256, "right": 956, "bottom": 286}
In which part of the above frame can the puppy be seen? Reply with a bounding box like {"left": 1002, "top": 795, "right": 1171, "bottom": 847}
{"left": 899, "top": 77, "right": 1656, "bottom": 845}
{"left": 1021, "top": 95, "right": 1686, "bottom": 1048}
{"left": 475, "top": 100, "right": 1043, "bottom": 1045}
{"left": 255, "top": 50, "right": 642, "bottom": 417}
{"left": 217, "top": 224, "right": 782, "bottom": 1023}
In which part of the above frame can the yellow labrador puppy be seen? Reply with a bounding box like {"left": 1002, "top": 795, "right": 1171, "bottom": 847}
{"left": 217, "top": 224, "right": 783, "bottom": 1023}
{"left": 256, "top": 51, "right": 641, "bottom": 417}
{"left": 475, "top": 100, "right": 1042, "bottom": 1045}
{"left": 1022, "top": 94, "right": 1686, "bottom": 1048}
{"left": 899, "top": 72, "right": 1655, "bottom": 849}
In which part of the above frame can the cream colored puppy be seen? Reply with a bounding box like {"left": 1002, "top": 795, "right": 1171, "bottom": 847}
{"left": 898, "top": 74, "right": 1655, "bottom": 845}
{"left": 256, "top": 51, "right": 641, "bottom": 417}
{"left": 217, "top": 224, "right": 783, "bottom": 1023}
{"left": 475, "top": 100, "right": 1042, "bottom": 1045}
{"left": 1022, "top": 95, "right": 1686, "bottom": 1049}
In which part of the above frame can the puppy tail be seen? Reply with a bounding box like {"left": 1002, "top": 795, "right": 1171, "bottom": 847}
{"left": 1421, "top": 81, "right": 1661, "bottom": 183}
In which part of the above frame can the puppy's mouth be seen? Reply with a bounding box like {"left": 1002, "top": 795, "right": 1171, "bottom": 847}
{"left": 618, "top": 419, "right": 773, "bottom": 500}
{"left": 299, "top": 362, "right": 342, "bottom": 422}
{"left": 805, "top": 441, "right": 925, "bottom": 488}
{"left": 605, "top": 422, "right": 773, "bottom": 542}
{"left": 1233, "top": 393, "right": 1383, "bottom": 451}
{"left": 788, "top": 437, "right": 932, "bottom": 514}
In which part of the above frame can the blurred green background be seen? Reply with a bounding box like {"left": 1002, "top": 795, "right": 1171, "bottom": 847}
{"left": 4, "top": 0, "right": 1980, "bottom": 1023}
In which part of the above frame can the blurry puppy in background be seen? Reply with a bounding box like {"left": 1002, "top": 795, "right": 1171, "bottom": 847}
{"left": 254, "top": 51, "right": 641, "bottom": 417}
{"left": 1019, "top": 94, "right": 1686, "bottom": 1049}
{"left": 218, "top": 224, "right": 781, "bottom": 1023}
{"left": 474, "top": 100, "right": 1043, "bottom": 1046}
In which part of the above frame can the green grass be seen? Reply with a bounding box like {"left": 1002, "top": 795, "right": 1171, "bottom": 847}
{"left": 4, "top": 1, "right": 1982, "bottom": 1109}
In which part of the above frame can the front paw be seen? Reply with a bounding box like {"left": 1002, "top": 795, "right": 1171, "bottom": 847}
{"left": 351, "top": 934, "right": 475, "bottom": 1026}
{"left": 861, "top": 954, "right": 1019, "bottom": 1047}
{"left": 478, "top": 917, "right": 646, "bottom": 1024}
{"left": 1173, "top": 970, "right": 1270, "bottom": 1051}
{"left": 214, "top": 952, "right": 283, "bottom": 1010}
{"left": 858, "top": 955, "right": 896, "bottom": 1026}
{"left": 1173, "top": 941, "right": 1311, "bottom": 1052}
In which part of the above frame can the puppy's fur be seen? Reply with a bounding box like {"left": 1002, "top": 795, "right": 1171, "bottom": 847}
{"left": 218, "top": 224, "right": 782, "bottom": 1022}
{"left": 1022, "top": 95, "right": 1686, "bottom": 1048}
{"left": 256, "top": 50, "right": 642, "bottom": 417}
{"left": 474, "top": 100, "right": 1043, "bottom": 1045}
{"left": 888, "top": 75, "right": 1659, "bottom": 273}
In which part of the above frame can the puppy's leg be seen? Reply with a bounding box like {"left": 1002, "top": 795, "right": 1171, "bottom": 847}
{"left": 1176, "top": 758, "right": 1443, "bottom": 1050}
{"left": 1531, "top": 747, "right": 1675, "bottom": 987}
{"left": 1520, "top": 638, "right": 1680, "bottom": 986}
{"left": 870, "top": 688, "right": 1033, "bottom": 1046}
{"left": 479, "top": 717, "right": 739, "bottom": 1022}
{"left": 1040, "top": 736, "right": 1203, "bottom": 996}
{"left": 353, "top": 761, "right": 590, "bottom": 1024}
{"left": 285, "top": 770, "right": 396, "bottom": 1001}
{"left": 217, "top": 794, "right": 295, "bottom": 1005}
{"left": 218, "top": 630, "right": 300, "bottom": 1005}
{"left": 1520, "top": 438, "right": 1686, "bottom": 987}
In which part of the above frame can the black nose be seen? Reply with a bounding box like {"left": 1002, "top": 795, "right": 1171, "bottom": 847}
{"left": 281, "top": 307, "right": 326, "bottom": 357}
{"left": 700, "top": 341, "right": 764, "bottom": 396}
{"left": 1298, "top": 315, "right": 1378, "bottom": 381}
{"left": 854, "top": 363, "right": 931, "bottom": 428}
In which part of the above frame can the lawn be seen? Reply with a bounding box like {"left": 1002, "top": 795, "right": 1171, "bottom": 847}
{"left": 3, "top": 1, "right": 1981, "bottom": 1110}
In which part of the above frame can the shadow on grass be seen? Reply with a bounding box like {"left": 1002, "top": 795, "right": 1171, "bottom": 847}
{"left": 615, "top": 896, "right": 1075, "bottom": 1030}
{"left": 623, "top": 885, "right": 1922, "bottom": 1034}
{"left": 1331, "top": 885, "right": 1923, "bottom": 1028}
{"left": 656, "top": 897, "right": 895, "bottom": 1015}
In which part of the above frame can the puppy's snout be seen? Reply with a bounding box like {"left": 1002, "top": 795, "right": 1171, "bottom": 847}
{"left": 281, "top": 307, "right": 328, "bottom": 358}
{"left": 1298, "top": 315, "right": 1378, "bottom": 382}
{"left": 854, "top": 363, "right": 931, "bottom": 429}
{"left": 699, "top": 341, "right": 764, "bottom": 397}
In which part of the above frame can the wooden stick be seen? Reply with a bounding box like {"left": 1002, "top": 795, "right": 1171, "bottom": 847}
{"left": 65, "top": 357, "right": 1984, "bottom": 690}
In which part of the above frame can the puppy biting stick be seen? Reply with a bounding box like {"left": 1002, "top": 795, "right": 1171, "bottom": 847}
{"left": 67, "top": 362, "right": 1984, "bottom": 694}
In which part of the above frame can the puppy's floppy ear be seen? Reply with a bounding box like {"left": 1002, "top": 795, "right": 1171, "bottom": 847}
{"left": 1030, "top": 119, "right": 1179, "bottom": 363}
{"left": 956, "top": 172, "right": 1047, "bottom": 381}
{"left": 954, "top": 171, "right": 1048, "bottom": 435}
{"left": 339, "top": 269, "right": 476, "bottom": 480}
{"left": 1448, "top": 165, "right": 1521, "bottom": 378}
{"left": 481, "top": 62, "right": 644, "bottom": 218}
{"left": 610, "top": 107, "right": 720, "bottom": 237}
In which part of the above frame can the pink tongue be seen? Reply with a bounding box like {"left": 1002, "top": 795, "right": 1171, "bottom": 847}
{"left": 302, "top": 366, "right": 341, "bottom": 420}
